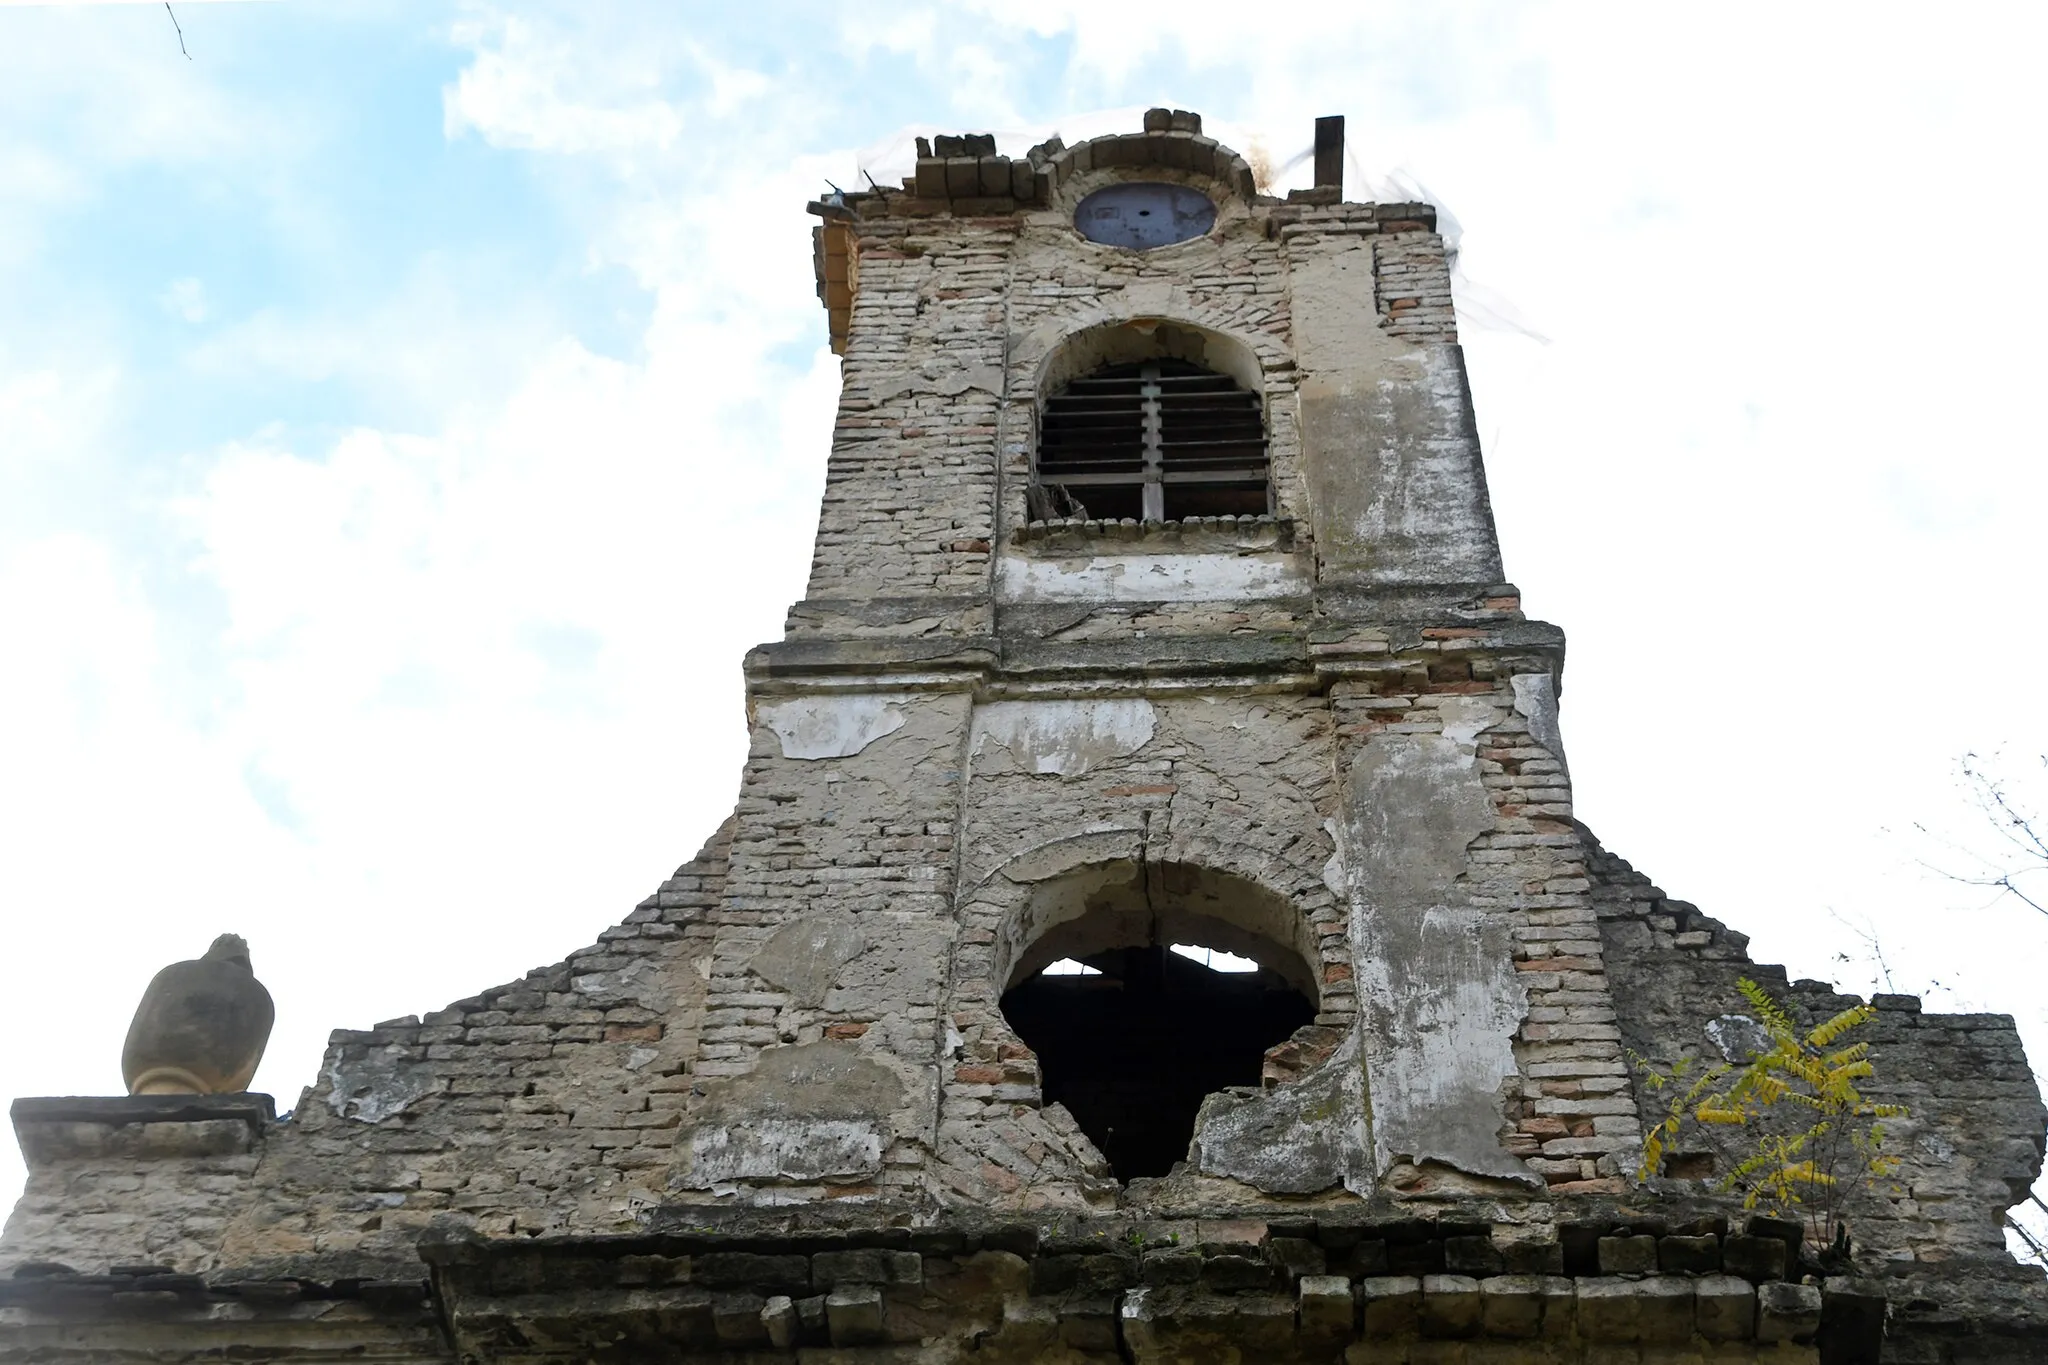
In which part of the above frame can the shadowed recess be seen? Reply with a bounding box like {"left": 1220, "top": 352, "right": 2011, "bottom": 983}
{"left": 1002, "top": 942, "right": 1313, "bottom": 1181}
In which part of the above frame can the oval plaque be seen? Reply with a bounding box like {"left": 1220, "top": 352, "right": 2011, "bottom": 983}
{"left": 1074, "top": 182, "right": 1216, "bottom": 250}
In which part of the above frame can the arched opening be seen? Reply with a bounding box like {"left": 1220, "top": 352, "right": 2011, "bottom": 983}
{"left": 995, "top": 860, "right": 1318, "bottom": 1182}
{"left": 1028, "top": 322, "right": 1270, "bottom": 525}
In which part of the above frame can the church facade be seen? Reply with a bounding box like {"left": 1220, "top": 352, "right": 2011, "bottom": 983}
{"left": 3, "top": 109, "right": 2044, "bottom": 1363}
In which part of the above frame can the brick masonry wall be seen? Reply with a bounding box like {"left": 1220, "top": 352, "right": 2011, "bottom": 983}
{"left": 803, "top": 221, "right": 1011, "bottom": 605}
{"left": 0, "top": 136, "right": 1644, "bottom": 1276}
{"left": 1373, "top": 226, "right": 1459, "bottom": 342}
{"left": 795, "top": 151, "right": 1465, "bottom": 635}
{"left": 4, "top": 120, "right": 2039, "bottom": 1326}
{"left": 1588, "top": 829, "right": 2048, "bottom": 1258}
{"left": 937, "top": 693, "right": 1351, "bottom": 1207}
{"left": 2, "top": 824, "right": 734, "bottom": 1278}
{"left": 1324, "top": 657, "right": 1638, "bottom": 1195}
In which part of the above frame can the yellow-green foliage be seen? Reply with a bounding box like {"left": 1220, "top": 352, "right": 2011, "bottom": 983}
{"left": 1634, "top": 978, "right": 1906, "bottom": 1249}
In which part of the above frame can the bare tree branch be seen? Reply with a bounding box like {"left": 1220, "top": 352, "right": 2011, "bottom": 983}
{"left": 1828, "top": 909, "right": 1900, "bottom": 993}
{"left": 2012, "top": 1212, "right": 2048, "bottom": 1267}
{"left": 1920, "top": 752, "right": 2048, "bottom": 921}
{"left": 165, "top": 3, "right": 191, "bottom": 60}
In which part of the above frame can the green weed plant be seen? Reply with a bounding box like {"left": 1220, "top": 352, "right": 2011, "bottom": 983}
{"left": 1634, "top": 978, "right": 1906, "bottom": 1252}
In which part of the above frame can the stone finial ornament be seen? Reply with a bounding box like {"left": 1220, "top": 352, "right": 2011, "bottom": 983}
{"left": 120, "top": 934, "right": 275, "bottom": 1095}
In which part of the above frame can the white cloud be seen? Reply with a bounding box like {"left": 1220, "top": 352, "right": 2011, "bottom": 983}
{"left": 158, "top": 276, "right": 208, "bottom": 323}
{"left": 0, "top": 366, "right": 118, "bottom": 468}
{"left": 444, "top": 13, "right": 689, "bottom": 155}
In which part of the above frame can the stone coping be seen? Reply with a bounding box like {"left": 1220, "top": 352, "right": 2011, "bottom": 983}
{"left": 10, "top": 1094, "right": 277, "bottom": 1167}
{"left": 1009, "top": 514, "right": 1295, "bottom": 549}
{"left": 10, "top": 1093, "right": 275, "bottom": 1130}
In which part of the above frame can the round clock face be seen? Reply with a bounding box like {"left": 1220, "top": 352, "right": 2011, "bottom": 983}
{"left": 1074, "top": 182, "right": 1216, "bottom": 250}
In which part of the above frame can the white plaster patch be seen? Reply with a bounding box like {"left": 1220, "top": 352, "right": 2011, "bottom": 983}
{"left": 972, "top": 699, "right": 1156, "bottom": 777}
{"left": 678, "top": 1119, "right": 883, "bottom": 1185}
{"left": 1322, "top": 817, "right": 1347, "bottom": 898}
{"left": 325, "top": 1045, "right": 439, "bottom": 1124}
{"left": 994, "top": 828, "right": 1142, "bottom": 885}
{"left": 572, "top": 958, "right": 673, "bottom": 1011}
{"left": 1510, "top": 673, "right": 1566, "bottom": 771}
{"left": 1706, "top": 1014, "right": 1771, "bottom": 1064}
{"left": 758, "top": 693, "right": 909, "bottom": 760}
{"left": 995, "top": 551, "right": 1302, "bottom": 603}
{"left": 1194, "top": 1025, "right": 1373, "bottom": 1196}
{"left": 1435, "top": 696, "right": 1501, "bottom": 753}
{"left": 1342, "top": 732, "right": 1538, "bottom": 1184}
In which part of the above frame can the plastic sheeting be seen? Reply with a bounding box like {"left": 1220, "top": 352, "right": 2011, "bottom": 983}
{"left": 845, "top": 107, "right": 1546, "bottom": 343}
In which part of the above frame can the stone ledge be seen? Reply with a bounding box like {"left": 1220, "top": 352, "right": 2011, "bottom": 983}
{"left": 11, "top": 1094, "right": 274, "bottom": 1167}
{"left": 11, "top": 1094, "right": 275, "bottom": 1128}
{"left": 1009, "top": 514, "right": 1293, "bottom": 550}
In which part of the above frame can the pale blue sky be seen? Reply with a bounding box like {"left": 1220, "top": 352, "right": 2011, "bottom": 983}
{"left": 3, "top": 1, "right": 2045, "bottom": 1250}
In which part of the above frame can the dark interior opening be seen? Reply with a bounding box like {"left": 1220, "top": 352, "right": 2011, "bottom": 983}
{"left": 999, "top": 944, "right": 1315, "bottom": 1181}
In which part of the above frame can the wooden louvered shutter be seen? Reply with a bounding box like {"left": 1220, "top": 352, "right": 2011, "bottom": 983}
{"left": 1153, "top": 363, "right": 1267, "bottom": 519}
{"left": 1035, "top": 366, "right": 1151, "bottom": 522}
{"left": 1034, "top": 361, "right": 1268, "bottom": 524}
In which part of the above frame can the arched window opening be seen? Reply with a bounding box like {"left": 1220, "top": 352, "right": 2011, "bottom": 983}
{"left": 992, "top": 860, "right": 1324, "bottom": 1184}
{"left": 1003, "top": 942, "right": 1314, "bottom": 1181}
{"left": 1032, "top": 359, "right": 1269, "bottom": 524}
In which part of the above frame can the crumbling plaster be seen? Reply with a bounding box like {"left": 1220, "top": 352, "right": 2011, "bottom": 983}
{"left": 674, "top": 1040, "right": 906, "bottom": 1190}
{"left": 995, "top": 548, "right": 1305, "bottom": 603}
{"left": 757, "top": 692, "right": 910, "bottom": 760}
{"left": 970, "top": 698, "right": 1156, "bottom": 777}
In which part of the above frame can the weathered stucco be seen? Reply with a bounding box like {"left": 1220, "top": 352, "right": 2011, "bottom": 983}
{"left": 969, "top": 698, "right": 1156, "bottom": 777}
{"left": 1296, "top": 345, "right": 1505, "bottom": 588}
{"left": 995, "top": 549, "right": 1305, "bottom": 602}
{"left": 748, "top": 915, "right": 866, "bottom": 1008}
{"left": 1192, "top": 1026, "right": 1373, "bottom": 1195}
{"left": 757, "top": 692, "right": 910, "bottom": 759}
{"left": 674, "top": 1041, "right": 905, "bottom": 1188}
{"left": 1341, "top": 732, "right": 1534, "bottom": 1183}
{"left": 1511, "top": 670, "right": 1566, "bottom": 774}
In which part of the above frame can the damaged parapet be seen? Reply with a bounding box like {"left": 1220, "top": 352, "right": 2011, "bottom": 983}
{"left": 809, "top": 108, "right": 1266, "bottom": 356}
{"left": 891, "top": 111, "right": 1254, "bottom": 215}
{"left": 5, "top": 105, "right": 2046, "bottom": 1363}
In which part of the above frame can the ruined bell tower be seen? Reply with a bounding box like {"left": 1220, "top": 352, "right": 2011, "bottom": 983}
{"left": 770, "top": 108, "right": 1613, "bottom": 1205}
{"left": 3, "top": 109, "right": 2043, "bottom": 1363}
